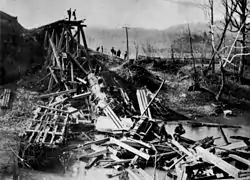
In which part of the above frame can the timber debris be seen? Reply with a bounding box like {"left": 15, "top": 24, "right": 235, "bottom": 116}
{"left": 17, "top": 18, "right": 250, "bottom": 180}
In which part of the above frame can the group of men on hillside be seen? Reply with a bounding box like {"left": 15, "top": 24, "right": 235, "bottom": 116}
{"left": 96, "top": 46, "right": 127, "bottom": 60}
{"left": 110, "top": 47, "right": 128, "bottom": 60}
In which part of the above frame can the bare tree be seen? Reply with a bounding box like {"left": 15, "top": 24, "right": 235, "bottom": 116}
{"left": 223, "top": 0, "right": 250, "bottom": 82}
{"left": 187, "top": 24, "right": 199, "bottom": 89}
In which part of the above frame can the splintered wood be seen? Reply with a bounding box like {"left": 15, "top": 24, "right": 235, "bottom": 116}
{"left": 25, "top": 106, "right": 69, "bottom": 147}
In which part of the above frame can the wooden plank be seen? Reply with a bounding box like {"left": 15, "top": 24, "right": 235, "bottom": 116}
{"left": 47, "top": 75, "right": 54, "bottom": 92}
{"left": 36, "top": 89, "right": 76, "bottom": 99}
{"left": 71, "top": 62, "right": 74, "bottom": 82}
{"left": 125, "top": 138, "right": 152, "bottom": 149}
{"left": 229, "top": 154, "right": 250, "bottom": 167}
{"left": 171, "top": 139, "right": 193, "bottom": 157}
{"left": 221, "top": 141, "right": 247, "bottom": 150}
{"left": 110, "top": 138, "right": 150, "bottom": 160}
{"left": 71, "top": 92, "right": 91, "bottom": 99}
{"left": 37, "top": 105, "right": 70, "bottom": 113}
{"left": 103, "top": 105, "right": 123, "bottom": 129}
{"left": 85, "top": 148, "right": 107, "bottom": 158}
{"left": 195, "top": 146, "right": 240, "bottom": 178}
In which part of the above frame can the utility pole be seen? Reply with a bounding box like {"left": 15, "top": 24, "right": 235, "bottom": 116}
{"left": 209, "top": 0, "right": 215, "bottom": 73}
{"left": 123, "top": 27, "right": 129, "bottom": 60}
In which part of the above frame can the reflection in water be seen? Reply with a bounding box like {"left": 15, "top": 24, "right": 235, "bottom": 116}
{"left": 165, "top": 124, "right": 250, "bottom": 146}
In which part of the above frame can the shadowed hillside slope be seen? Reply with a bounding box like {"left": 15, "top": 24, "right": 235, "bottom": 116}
{"left": 0, "top": 11, "right": 44, "bottom": 84}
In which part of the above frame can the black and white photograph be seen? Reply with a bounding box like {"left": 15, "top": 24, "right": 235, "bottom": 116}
{"left": 0, "top": 0, "right": 250, "bottom": 179}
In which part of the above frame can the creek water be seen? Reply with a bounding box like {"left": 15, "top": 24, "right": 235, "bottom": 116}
{"left": 0, "top": 112, "right": 249, "bottom": 180}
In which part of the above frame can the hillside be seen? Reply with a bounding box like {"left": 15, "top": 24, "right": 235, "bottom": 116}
{"left": 0, "top": 11, "right": 44, "bottom": 84}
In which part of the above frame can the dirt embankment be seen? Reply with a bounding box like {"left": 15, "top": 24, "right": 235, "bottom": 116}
{"left": 0, "top": 11, "right": 44, "bottom": 85}
{"left": 109, "top": 56, "right": 250, "bottom": 118}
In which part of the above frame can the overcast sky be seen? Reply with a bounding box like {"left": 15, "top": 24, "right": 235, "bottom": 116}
{"left": 0, "top": 0, "right": 222, "bottom": 29}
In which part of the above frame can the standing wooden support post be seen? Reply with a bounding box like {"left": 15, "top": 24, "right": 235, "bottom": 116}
{"left": 79, "top": 26, "right": 88, "bottom": 52}
{"left": 58, "top": 28, "right": 65, "bottom": 50}
{"left": 49, "top": 38, "right": 62, "bottom": 70}
{"left": 80, "top": 26, "right": 92, "bottom": 70}
{"left": 66, "top": 29, "right": 69, "bottom": 53}
{"left": 77, "top": 26, "right": 81, "bottom": 57}
{"left": 44, "top": 30, "right": 48, "bottom": 48}
{"left": 47, "top": 76, "right": 54, "bottom": 92}
{"left": 71, "top": 63, "right": 74, "bottom": 82}
{"left": 55, "top": 32, "right": 59, "bottom": 47}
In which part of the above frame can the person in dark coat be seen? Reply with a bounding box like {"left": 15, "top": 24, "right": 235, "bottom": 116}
{"left": 73, "top": 9, "right": 76, "bottom": 21}
{"left": 67, "top": 8, "right": 72, "bottom": 21}
{"left": 96, "top": 46, "right": 100, "bottom": 52}
{"left": 159, "top": 121, "right": 172, "bottom": 142}
{"left": 117, "top": 49, "right": 121, "bottom": 57}
{"left": 111, "top": 47, "right": 115, "bottom": 56}
{"left": 174, "top": 123, "right": 185, "bottom": 141}
{"left": 101, "top": 46, "right": 103, "bottom": 53}
{"left": 124, "top": 51, "right": 128, "bottom": 60}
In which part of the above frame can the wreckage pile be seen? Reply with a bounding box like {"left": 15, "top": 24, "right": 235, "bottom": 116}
{"left": 17, "top": 19, "right": 250, "bottom": 179}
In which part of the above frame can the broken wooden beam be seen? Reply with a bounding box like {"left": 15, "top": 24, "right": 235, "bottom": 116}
{"left": 195, "top": 146, "right": 241, "bottom": 178}
{"left": 67, "top": 53, "right": 88, "bottom": 74}
{"left": 229, "top": 154, "right": 250, "bottom": 167}
{"left": 36, "top": 89, "right": 76, "bottom": 99}
{"left": 109, "top": 138, "right": 150, "bottom": 160}
{"left": 71, "top": 91, "right": 91, "bottom": 99}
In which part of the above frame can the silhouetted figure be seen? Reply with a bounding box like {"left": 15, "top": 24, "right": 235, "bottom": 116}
{"left": 67, "top": 8, "right": 72, "bottom": 21}
{"left": 124, "top": 51, "right": 128, "bottom": 60}
{"left": 111, "top": 47, "right": 116, "bottom": 56}
{"left": 174, "top": 124, "right": 186, "bottom": 141}
{"left": 117, "top": 49, "right": 121, "bottom": 57}
{"left": 73, "top": 9, "right": 76, "bottom": 21}
{"left": 159, "top": 122, "right": 172, "bottom": 142}
{"left": 101, "top": 46, "right": 103, "bottom": 53}
{"left": 96, "top": 46, "right": 100, "bottom": 52}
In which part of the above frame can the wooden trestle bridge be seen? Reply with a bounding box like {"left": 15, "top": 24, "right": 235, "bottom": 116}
{"left": 19, "top": 19, "right": 126, "bottom": 168}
